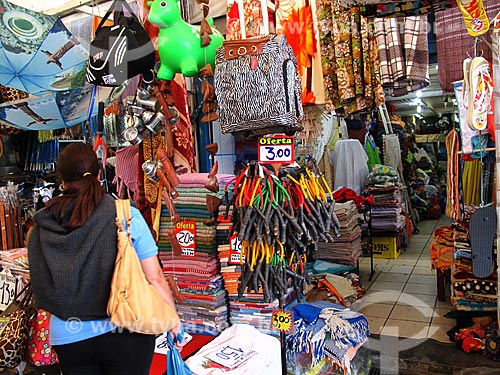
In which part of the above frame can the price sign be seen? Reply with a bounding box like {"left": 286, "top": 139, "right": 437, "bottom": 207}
{"left": 258, "top": 136, "right": 294, "bottom": 164}
{"left": 229, "top": 234, "right": 245, "bottom": 264}
{"left": 174, "top": 221, "right": 196, "bottom": 257}
{"left": 0, "top": 269, "right": 24, "bottom": 311}
{"left": 271, "top": 310, "right": 293, "bottom": 333}
{"left": 205, "top": 344, "right": 257, "bottom": 369}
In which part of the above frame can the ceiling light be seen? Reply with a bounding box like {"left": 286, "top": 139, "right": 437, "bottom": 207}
{"left": 417, "top": 104, "right": 424, "bottom": 113}
{"left": 416, "top": 90, "right": 423, "bottom": 98}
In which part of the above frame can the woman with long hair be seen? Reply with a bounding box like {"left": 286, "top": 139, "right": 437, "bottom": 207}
{"left": 28, "top": 142, "right": 182, "bottom": 374}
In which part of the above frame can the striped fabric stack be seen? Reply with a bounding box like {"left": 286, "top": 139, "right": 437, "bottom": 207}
{"left": 228, "top": 290, "right": 297, "bottom": 336}
{"left": 158, "top": 174, "right": 232, "bottom": 336}
{"left": 451, "top": 212, "right": 497, "bottom": 312}
{"left": 216, "top": 203, "right": 241, "bottom": 297}
{"left": 314, "top": 200, "right": 363, "bottom": 267}
{"left": 365, "top": 185, "right": 406, "bottom": 235}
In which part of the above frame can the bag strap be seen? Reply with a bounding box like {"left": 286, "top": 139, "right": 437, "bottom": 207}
{"left": 115, "top": 199, "right": 132, "bottom": 234}
{"left": 12, "top": 282, "right": 32, "bottom": 309}
{"left": 95, "top": 0, "right": 141, "bottom": 32}
{"left": 14, "top": 281, "right": 31, "bottom": 302}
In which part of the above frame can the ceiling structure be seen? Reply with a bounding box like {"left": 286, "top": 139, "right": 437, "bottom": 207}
{"left": 385, "top": 63, "right": 458, "bottom": 121}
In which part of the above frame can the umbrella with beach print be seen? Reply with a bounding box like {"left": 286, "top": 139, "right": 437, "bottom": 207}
{"left": 0, "top": 0, "right": 89, "bottom": 95}
{"left": 0, "top": 85, "right": 98, "bottom": 130}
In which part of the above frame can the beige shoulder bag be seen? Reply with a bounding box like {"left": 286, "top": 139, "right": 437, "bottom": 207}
{"left": 107, "top": 199, "right": 180, "bottom": 334}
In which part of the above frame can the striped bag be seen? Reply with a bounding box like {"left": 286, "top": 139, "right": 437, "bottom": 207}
{"left": 214, "top": 34, "right": 303, "bottom": 137}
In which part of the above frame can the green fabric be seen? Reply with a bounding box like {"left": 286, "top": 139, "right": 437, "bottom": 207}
{"left": 365, "top": 139, "right": 381, "bottom": 170}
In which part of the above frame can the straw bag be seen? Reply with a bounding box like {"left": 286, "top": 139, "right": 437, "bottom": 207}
{"left": 107, "top": 199, "right": 180, "bottom": 334}
{"left": 214, "top": 34, "right": 303, "bottom": 137}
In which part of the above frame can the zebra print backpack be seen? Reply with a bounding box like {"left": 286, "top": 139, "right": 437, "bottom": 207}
{"left": 214, "top": 34, "right": 303, "bottom": 137}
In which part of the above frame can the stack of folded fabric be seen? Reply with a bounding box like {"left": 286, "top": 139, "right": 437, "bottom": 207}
{"left": 366, "top": 185, "right": 406, "bottom": 234}
{"left": 229, "top": 289, "right": 297, "bottom": 336}
{"left": 216, "top": 199, "right": 241, "bottom": 298}
{"left": 158, "top": 173, "right": 232, "bottom": 335}
{"left": 451, "top": 214, "right": 497, "bottom": 311}
{"left": 430, "top": 225, "right": 454, "bottom": 270}
{"left": 364, "top": 165, "right": 407, "bottom": 236}
{"left": 314, "top": 200, "right": 362, "bottom": 267}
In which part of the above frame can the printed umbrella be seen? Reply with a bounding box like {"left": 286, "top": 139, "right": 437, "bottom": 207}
{"left": 0, "top": 0, "right": 89, "bottom": 95}
{"left": 0, "top": 85, "right": 98, "bottom": 130}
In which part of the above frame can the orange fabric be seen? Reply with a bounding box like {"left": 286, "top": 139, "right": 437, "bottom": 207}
{"left": 430, "top": 225, "right": 454, "bottom": 269}
{"left": 317, "top": 279, "right": 347, "bottom": 306}
{"left": 430, "top": 242, "right": 453, "bottom": 269}
{"left": 92, "top": 16, "right": 114, "bottom": 38}
{"left": 104, "top": 101, "right": 120, "bottom": 116}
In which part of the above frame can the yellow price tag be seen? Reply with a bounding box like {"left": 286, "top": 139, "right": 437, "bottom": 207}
{"left": 271, "top": 310, "right": 293, "bottom": 333}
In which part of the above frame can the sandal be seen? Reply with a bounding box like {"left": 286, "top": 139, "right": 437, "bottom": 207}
{"left": 468, "top": 56, "right": 494, "bottom": 131}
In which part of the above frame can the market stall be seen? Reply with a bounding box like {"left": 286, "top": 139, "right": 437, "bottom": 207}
{"left": 0, "top": 0, "right": 498, "bottom": 374}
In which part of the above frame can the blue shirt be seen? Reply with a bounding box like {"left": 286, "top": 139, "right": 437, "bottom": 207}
{"left": 50, "top": 206, "right": 158, "bottom": 345}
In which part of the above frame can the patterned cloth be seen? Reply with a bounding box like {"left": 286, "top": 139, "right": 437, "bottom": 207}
{"left": 158, "top": 184, "right": 229, "bottom": 335}
{"left": 317, "top": 2, "right": 384, "bottom": 115}
{"left": 430, "top": 225, "right": 454, "bottom": 269}
{"left": 375, "top": 15, "right": 430, "bottom": 97}
{"left": 170, "top": 77, "right": 196, "bottom": 173}
{"left": 226, "top": 0, "right": 273, "bottom": 40}
{"left": 287, "top": 301, "right": 369, "bottom": 372}
{"left": 451, "top": 214, "right": 498, "bottom": 312}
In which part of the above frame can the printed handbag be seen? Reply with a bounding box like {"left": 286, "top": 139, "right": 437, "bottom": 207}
{"left": 107, "top": 199, "right": 180, "bottom": 334}
{"left": 26, "top": 309, "right": 58, "bottom": 366}
{"left": 214, "top": 34, "right": 303, "bottom": 137}
{"left": 0, "top": 283, "right": 34, "bottom": 368}
{"left": 86, "top": 0, "right": 156, "bottom": 87}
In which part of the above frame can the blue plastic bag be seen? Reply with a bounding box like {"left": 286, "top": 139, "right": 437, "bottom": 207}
{"left": 164, "top": 326, "right": 192, "bottom": 375}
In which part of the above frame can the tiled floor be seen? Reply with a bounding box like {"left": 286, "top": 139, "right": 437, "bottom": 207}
{"left": 352, "top": 216, "right": 456, "bottom": 343}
